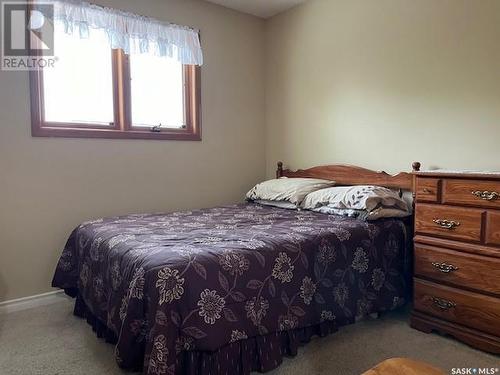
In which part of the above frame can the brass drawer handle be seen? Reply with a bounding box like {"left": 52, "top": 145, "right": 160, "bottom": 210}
{"left": 472, "top": 190, "right": 499, "bottom": 201}
{"left": 431, "top": 297, "right": 456, "bottom": 311}
{"left": 422, "top": 188, "right": 432, "bottom": 193}
{"left": 433, "top": 219, "right": 460, "bottom": 230}
{"left": 431, "top": 262, "right": 458, "bottom": 273}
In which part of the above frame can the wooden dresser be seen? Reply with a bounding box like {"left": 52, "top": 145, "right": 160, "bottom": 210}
{"left": 410, "top": 168, "right": 500, "bottom": 354}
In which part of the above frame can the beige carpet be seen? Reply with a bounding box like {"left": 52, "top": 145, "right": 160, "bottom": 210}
{"left": 0, "top": 298, "right": 498, "bottom": 375}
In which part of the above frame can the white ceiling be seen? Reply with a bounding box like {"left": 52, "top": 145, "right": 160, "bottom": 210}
{"left": 204, "top": 0, "right": 308, "bottom": 18}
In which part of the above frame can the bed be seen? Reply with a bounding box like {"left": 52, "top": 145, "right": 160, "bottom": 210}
{"left": 52, "top": 162, "right": 418, "bottom": 375}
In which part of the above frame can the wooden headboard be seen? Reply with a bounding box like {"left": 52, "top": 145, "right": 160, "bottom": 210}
{"left": 276, "top": 161, "right": 421, "bottom": 192}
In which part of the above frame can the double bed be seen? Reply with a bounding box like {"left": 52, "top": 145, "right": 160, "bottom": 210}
{"left": 52, "top": 162, "right": 417, "bottom": 375}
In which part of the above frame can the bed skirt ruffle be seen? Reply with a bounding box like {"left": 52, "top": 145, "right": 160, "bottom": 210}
{"left": 179, "top": 320, "right": 347, "bottom": 375}
{"left": 72, "top": 293, "right": 118, "bottom": 345}
{"left": 65, "top": 288, "right": 357, "bottom": 375}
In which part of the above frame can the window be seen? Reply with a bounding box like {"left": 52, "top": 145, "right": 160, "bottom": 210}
{"left": 42, "top": 28, "right": 115, "bottom": 126}
{"left": 30, "top": 26, "right": 201, "bottom": 140}
{"left": 129, "top": 54, "right": 185, "bottom": 129}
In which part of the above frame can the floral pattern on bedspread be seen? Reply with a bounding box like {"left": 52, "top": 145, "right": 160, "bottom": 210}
{"left": 52, "top": 203, "right": 409, "bottom": 375}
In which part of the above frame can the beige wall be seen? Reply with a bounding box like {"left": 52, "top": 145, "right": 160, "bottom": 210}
{"left": 0, "top": 0, "right": 265, "bottom": 301}
{"left": 265, "top": 0, "right": 500, "bottom": 176}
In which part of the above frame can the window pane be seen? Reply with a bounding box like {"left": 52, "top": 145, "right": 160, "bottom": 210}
{"left": 130, "top": 55, "right": 185, "bottom": 128}
{"left": 43, "top": 27, "right": 114, "bottom": 125}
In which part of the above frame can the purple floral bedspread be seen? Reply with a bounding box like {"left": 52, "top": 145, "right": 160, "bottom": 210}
{"left": 52, "top": 203, "right": 410, "bottom": 375}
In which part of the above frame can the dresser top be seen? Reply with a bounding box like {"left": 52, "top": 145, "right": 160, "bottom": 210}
{"left": 415, "top": 170, "right": 500, "bottom": 180}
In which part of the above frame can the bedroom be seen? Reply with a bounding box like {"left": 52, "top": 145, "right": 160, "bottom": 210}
{"left": 0, "top": 0, "right": 499, "bottom": 374}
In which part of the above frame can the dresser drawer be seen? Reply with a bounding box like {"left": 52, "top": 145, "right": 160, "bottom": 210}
{"left": 414, "top": 279, "right": 500, "bottom": 337}
{"left": 443, "top": 179, "right": 500, "bottom": 209}
{"left": 414, "top": 244, "right": 500, "bottom": 295}
{"left": 416, "top": 178, "right": 440, "bottom": 203}
{"left": 415, "top": 204, "right": 484, "bottom": 242}
{"left": 486, "top": 211, "right": 500, "bottom": 246}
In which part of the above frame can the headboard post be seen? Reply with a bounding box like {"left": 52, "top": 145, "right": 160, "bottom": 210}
{"left": 276, "top": 161, "right": 284, "bottom": 179}
{"left": 411, "top": 161, "right": 422, "bottom": 208}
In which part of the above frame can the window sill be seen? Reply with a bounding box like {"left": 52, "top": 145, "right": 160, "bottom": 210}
{"left": 31, "top": 125, "right": 201, "bottom": 141}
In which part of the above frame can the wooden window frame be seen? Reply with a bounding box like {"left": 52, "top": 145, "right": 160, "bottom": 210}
{"left": 30, "top": 50, "right": 201, "bottom": 141}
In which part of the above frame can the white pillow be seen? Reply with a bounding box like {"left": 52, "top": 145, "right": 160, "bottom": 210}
{"left": 246, "top": 178, "right": 336, "bottom": 207}
{"left": 302, "top": 185, "right": 410, "bottom": 220}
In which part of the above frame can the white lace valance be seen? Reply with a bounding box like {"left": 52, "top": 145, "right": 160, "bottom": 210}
{"left": 33, "top": 0, "right": 203, "bottom": 65}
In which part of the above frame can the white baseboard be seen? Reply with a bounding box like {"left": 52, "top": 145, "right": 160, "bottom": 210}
{"left": 0, "top": 289, "right": 70, "bottom": 314}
